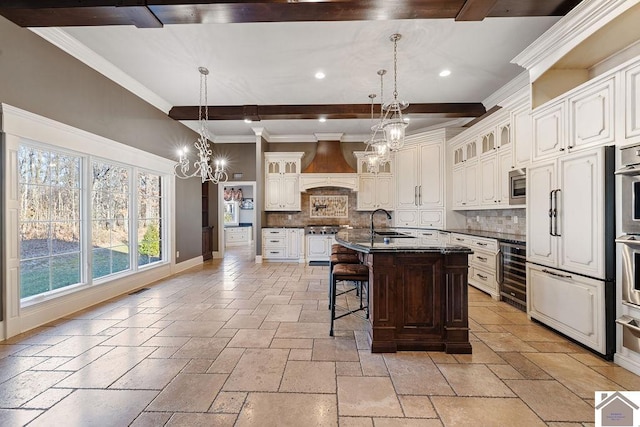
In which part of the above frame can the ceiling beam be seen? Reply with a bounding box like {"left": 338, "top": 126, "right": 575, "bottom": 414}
{"left": 455, "top": 0, "right": 498, "bottom": 21}
{"left": 0, "top": 1, "right": 583, "bottom": 27}
{"left": 168, "top": 103, "right": 487, "bottom": 121}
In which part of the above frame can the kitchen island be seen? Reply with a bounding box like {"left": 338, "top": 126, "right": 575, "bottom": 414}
{"left": 335, "top": 228, "right": 473, "bottom": 354}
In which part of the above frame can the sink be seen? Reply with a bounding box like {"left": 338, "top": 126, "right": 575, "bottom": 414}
{"left": 374, "top": 231, "right": 415, "bottom": 238}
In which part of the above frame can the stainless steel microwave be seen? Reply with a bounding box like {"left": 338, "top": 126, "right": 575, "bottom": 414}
{"left": 508, "top": 169, "right": 526, "bottom": 205}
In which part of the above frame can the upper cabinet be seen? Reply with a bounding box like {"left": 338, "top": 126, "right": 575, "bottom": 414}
{"left": 625, "top": 60, "right": 640, "bottom": 144}
{"left": 510, "top": 103, "right": 532, "bottom": 168}
{"left": 264, "top": 152, "right": 304, "bottom": 211}
{"left": 354, "top": 152, "right": 393, "bottom": 211}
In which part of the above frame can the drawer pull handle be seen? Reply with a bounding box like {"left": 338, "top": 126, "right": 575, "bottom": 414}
{"left": 477, "top": 256, "right": 487, "bottom": 261}
{"left": 477, "top": 273, "right": 487, "bottom": 280}
{"left": 270, "top": 240, "right": 279, "bottom": 243}
{"left": 270, "top": 251, "right": 279, "bottom": 254}
{"left": 541, "top": 268, "right": 572, "bottom": 279}
{"left": 477, "top": 242, "right": 488, "bottom": 246}
{"left": 456, "top": 238, "right": 464, "bottom": 241}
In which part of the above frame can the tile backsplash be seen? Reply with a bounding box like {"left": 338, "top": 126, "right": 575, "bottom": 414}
{"left": 266, "top": 188, "right": 388, "bottom": 228}
{"left": 462, "top": 208, "right": 526, "bottom": 236}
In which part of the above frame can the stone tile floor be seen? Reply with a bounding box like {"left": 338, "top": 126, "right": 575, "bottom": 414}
{"left": 0, "top": 245, "right": 637, "bottom": 426}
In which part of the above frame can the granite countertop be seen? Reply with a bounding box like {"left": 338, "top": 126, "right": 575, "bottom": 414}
{"left": 335, "top": 228, "right": 473, "bottom": 254}
{"left": 445, "top": 229, "right": 526, "bottom": 245}
{"left": 225, "top": 223, "right": 253, "bottom": 228}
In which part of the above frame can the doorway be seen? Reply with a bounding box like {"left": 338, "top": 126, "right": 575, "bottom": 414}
{"left": 218, "top": 181, "right": 257, "bottom": 260}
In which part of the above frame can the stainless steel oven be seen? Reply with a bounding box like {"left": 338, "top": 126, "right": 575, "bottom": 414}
{"left": 617, "top": 235, "right": 640, "bottom": 307}
{"left": 508, "top": 169, "right": 526, "bottom": 205}
{"left": 616, "top": 144, "right": 640, "bottom": 234}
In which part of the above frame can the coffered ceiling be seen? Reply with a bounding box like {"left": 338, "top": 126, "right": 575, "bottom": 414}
{"left": 0, "top": 1, "right": 582, "bottom": 143}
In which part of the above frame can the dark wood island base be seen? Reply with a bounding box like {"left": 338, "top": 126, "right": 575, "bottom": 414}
{"left": 335, "top": 229, "right": 473, "bottom": 354}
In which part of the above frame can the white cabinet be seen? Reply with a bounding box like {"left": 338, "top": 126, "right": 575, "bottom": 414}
{"left": 527, "top": 263, "right": 606, "bottom": 354}
{"left": 450, "top": 233, "right": 499, "bottom": 299}
{"left": 624, "top": 60, "right": 640, "bottom": 143}
{"left": 262, "top": 228, "right": 304, "bottom": 262}
{"left": 395, "top": 137, "right": 445, "bottom": 227}
{"left": 452, "top": 160, "right": 478, "bottom": 209}
{"left": 354, "top": 152, "right": 393, "bottom": 210}
{"left": 532, "top": 100, "right": 567, "bottom": 161}
{"left": 511, "top": 104, "right": 532, "bottom": 168}
{"left": 306, "top": 234, "right": 336, "bottom": 262}
{"left": 532, "top": 77, "right": 614, "bottom": 162}
{"left": 225, "top": 226, "right": 252, "bottom": 247}
{"left": 264, "top": 152, "right": 304, "bottom": 211}
{"left": 527, "top": 148, "right": 605, "bottom": 279}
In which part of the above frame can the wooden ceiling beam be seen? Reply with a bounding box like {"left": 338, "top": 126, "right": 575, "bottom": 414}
{"left": 168, "top": 103, "right": 487, "bottom": 121}
{"left": 0, "top": 1, "right": 582, "bottom": 27}
{"left": 455, "top": 0, "right": 498, "bottom": 21}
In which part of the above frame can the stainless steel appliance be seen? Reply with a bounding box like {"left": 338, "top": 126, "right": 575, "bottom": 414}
{"left": 304, "top": 225, "right": 341, "bottom": 235}
{"left": 508, "top": 169, "right": 526, "bottom": 205}
{"left": 617, "top": 235, "right": 640, "bottom": 306}
{"left": 616, "top": 143, "right": 640, "bottom": 235}
{"left": 499, "top": 242, "right": 526, "bottom": 311}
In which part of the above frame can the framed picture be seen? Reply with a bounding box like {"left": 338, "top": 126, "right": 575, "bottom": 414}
{"left": 240, "top": 198, "right": 254, "bottom": 210}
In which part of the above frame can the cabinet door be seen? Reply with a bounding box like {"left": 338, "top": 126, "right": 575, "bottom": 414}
{"left": 264, "top": 175, "right": 282, "bottom": 210}
{"left": 527, "top": 264, "right": 605, "bottom": 354}
{"left": 376, "top": 174, "right": 394, "bottom": 209}
{"left": 394, "top": 210, "right": 418, "bottom": 227}
{"left": 306, "top": 236, "right": 328, "bottom": 260}
{"left": 479, "top": 155, "right": 497, "bottom": 206}
{"left": 464, "top": 161, "right": 479, "bottom": 207}
{"left": 526, "top": 161, "right": 557, "bottom": 267}
{"left": 558, "top": 149, "right": 604, "bottom": 279}
{"left": 395, "top": 145, "right": 419, "bottom": 209}
{"left": 419, "top": 142, "right": 443, "bottom": 207}
{"left": 452, "top": 166, "right": 465, "bottom": 209}
{"left": 533, "top": 101, "right": 566, "bottom": 161}
{"left": 418, "top": 209, "right": 444, "bottom": 228}
{"left": 569, "top": 77, "right": 614, "bottom": 151}
{"left": 357, "top": 175, "right": 376, "bottom": 210}
{"left": 625, "top": 61, "right": 640, "bottom": 143}
{"left": 497, "top": 146, "right": 513, "bottom": 206}
{"left": 511, "top": 106, "right": 532, "bottom": 167}
{"left": 281, "top": 175, "right": 300, "bottom": 210}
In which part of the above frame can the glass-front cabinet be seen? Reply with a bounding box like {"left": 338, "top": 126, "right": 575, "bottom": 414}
{"left": 223, "top": 200, "right": 239, "bottom": 226}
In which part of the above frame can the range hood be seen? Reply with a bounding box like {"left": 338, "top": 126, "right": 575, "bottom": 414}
{"left": 299, "top": 138, "right": 358, "bottom": 191}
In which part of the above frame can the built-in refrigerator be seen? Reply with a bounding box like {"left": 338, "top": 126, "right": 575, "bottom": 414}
{"left": 526, "top": 145, "right": 615, "bottom": 359}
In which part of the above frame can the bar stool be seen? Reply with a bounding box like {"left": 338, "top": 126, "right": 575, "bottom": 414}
{"left": 328, "top": 252, "right": 360, "bottom": 309}
{"left": 329, "top": 263, "right": 369, "bottom": 337}
{"left": 331, "top": 243, "right": 357, "bottom": 255}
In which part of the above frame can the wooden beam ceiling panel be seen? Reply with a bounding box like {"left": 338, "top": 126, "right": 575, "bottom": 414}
{"left": 168, "top": 103, "right": 487, "bottom": 121}
{"left": 455, "top": 0, "right": 498, "bottom": 21}
{"left": 0, "top": 1, "right": 583, "bottom": 27}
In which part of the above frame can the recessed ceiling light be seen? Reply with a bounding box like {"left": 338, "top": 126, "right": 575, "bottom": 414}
{"left": 439, "top": 69, "right": 451, "bottom": 77}
{"left": 315, "top": 71, "right": 326, "bottom": 80}
{"left": 318, "top": 117, "right": 327, "bottom": 123}
{"left": 244, "top": 118, "right": 252, "bottom": 123}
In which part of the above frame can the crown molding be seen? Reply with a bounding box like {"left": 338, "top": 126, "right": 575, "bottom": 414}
{"left": 511, "top": 0, "right": 640, "bottom": 81}
{"left": 30, "top": 28, "right": 173, "bottom": 114}
{"left": 314, "top": 132, "right": 344, "bottom": 141}
{"left": 212, "top": 135, "right": 256, "bottom": 144}
{"left": 482, "top": 71, "right": 529, "bottom": 109}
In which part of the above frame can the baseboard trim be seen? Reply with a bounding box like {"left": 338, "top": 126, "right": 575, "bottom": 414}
{"left": 255, "top": 255, "right": 263, "bottom": 264}
{"left": 172, "top": 256, "right": 203, "bottom": 273}
{"left": 615, "top": 353, "right": 640, "bottom": 376}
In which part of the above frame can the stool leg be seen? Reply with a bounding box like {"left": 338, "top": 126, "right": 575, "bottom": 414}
{"left": 330, "top": 275, "right": 337, "bottom": 337}
{"left": 328, "top": 261, "right": 334, "bottom": 310}
{"left": 364, "top": 281, "right": 369, "bottom": 319}
{"left": 359, "top": 281, "right": 363, "bottom": 310}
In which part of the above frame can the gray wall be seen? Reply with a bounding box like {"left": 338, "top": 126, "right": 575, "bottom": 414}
{"left": 0, "top": 16, "right": 202, "bottom": 264}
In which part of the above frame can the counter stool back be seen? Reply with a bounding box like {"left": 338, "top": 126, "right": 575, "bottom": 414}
{"left": 328, "top": 252, "right": 360, "bottom": 309}
{"left": 330, "top": 263, "right": 369, "bottom": 337}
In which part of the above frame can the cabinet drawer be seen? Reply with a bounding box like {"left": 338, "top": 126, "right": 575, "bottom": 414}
{"left": 450, "top": 234, "right": 472, "bottom": 247}
{"left": 263, "top": 229, "right": 285, "bottom": 237}
{"left": 263, "top": 237, "right": 286, "bottom": 247}
{"left": 226, "top": 232, "right": 246, "bottom": 242}
{"left": 471, "top": 251, "right": 497, "bottom": 270}
{"left": 470, "top": 237, "right": 498, "bottom": 252}
{"left": 264, "top": 248, "right": 286, "bottom": 258}
{"left": 471, "top": 268, "right": 497, "bottom": 286}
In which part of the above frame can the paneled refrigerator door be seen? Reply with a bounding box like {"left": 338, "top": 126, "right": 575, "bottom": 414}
{"left": 558, "top": 149, "right": 605, "bottom": 279}
{"left": 526, "top": 160, "right": 558, "bottom": 267}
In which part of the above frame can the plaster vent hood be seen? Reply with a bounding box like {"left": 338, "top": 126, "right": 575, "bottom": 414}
{"left": 299, "top": 136, "right": 358, "bottom": 192}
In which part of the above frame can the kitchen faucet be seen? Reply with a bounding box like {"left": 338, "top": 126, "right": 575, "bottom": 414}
{"left": 370, "top": 208, "right": 392, "bottom": 235}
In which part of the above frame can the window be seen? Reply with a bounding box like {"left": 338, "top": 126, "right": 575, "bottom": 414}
{"left": 18, "top": 145, "right": 82, "bottom": 299}
{"left": 92, "top": 161, "right": 131, "bottom": 279}
{"left": 137, "top": 171, "right": 162, "bottom": 267}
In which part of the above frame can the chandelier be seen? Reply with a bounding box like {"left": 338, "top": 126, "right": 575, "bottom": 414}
{"left": 364, "top": 69, "right": 391, "bottom": 173}
{"left": 381, "top": 33, "right": 409, "bottom": 151}
{"left": 174, "top": 67, "right": 228, "bottom": 184}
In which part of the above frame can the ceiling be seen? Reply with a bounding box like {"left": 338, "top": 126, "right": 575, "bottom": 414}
{"left": 0, "top": 1, "right": 582, "bottom": 144}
